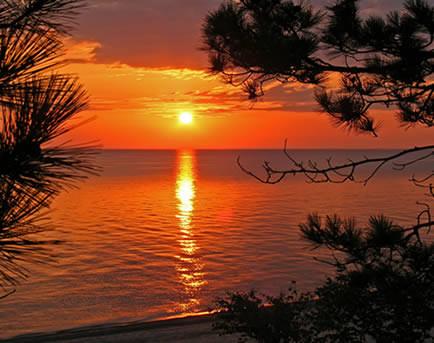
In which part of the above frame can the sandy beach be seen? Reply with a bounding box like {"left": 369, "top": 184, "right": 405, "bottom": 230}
{"left": 0, "top": 314, "right": 249, "bottom": 343}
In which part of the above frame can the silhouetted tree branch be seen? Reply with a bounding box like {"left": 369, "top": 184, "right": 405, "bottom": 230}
{"left": 205, "top": 0, "right": 434, "bottom": 234}
{"left": 238, "top": 141, "right": 434, "bottom": 185}
{"left": 203, "top": 0, "right": 434, "bottom": 136}
{"left": 204, "top": 0, "right": 434, "bottom": 341}
{"left": 0, "top": 0, "right": 97, "bottom": 298}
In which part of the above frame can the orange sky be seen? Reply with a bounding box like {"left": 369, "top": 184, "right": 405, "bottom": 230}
{"left": 62, "top": 1, "right": 433, "bottom": 149}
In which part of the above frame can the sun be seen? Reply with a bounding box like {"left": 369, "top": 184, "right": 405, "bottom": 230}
{"left": 179, "top": 112, "right": 193, "bottom": 124}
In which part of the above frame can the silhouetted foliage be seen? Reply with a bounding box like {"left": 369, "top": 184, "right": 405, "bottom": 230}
{"left": 214, "top": 216, "right": 434, "bottom": 342}
{"left": 203, "top": 0, "right": 434, "bottom": 341}
{"left": 301, "top": 214, "right": 434, "bottom": 342}
{"left": 0, "top": 0, "right": 96, "bottom": 298}
{"left": 214, "top": 286, "right": 315, "bottom": 343}
{"left": 202, "top": 0, "right": 434, "bottom": 136}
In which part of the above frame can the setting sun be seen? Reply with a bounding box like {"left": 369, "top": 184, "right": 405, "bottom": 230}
{"left": 179, "top": 112, "right": 193, "bottom": 124}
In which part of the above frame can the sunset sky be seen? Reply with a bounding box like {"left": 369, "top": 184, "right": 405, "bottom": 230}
{"left": 63, "top": 0, "right": 433, "bottom": 149}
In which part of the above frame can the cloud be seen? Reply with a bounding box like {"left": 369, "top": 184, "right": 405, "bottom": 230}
{"left": 73, "top": 0, "right": 223, "bottom": 69}
{"left": 63, "top": 39, "right": 101, "bottom": 63}
{"left": 87, "top": 1, "right": 120, "bottom": 9}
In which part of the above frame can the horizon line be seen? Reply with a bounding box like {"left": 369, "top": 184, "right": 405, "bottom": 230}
{"left": 97, "top": 147, "right": 408, "bottom": 151}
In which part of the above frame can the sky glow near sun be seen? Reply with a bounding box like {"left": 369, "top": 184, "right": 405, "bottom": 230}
{"left": 62, "top": 0, "right": 433, "bottom": 149}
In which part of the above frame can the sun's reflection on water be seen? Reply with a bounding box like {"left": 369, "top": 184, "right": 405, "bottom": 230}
{"left": 174, "top": 150, "right": 206, "bottom": 312}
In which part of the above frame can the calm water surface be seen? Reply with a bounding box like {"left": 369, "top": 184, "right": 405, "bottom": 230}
{"left": 0, "top": 149, "right": 431, "bottom": 338}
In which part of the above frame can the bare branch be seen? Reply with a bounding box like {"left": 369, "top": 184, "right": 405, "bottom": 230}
{"left": 238, "top": 144, "right": 434, "bottom": 185}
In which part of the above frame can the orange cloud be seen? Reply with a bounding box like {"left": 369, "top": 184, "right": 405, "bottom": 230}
{"left": 63, "top": 39, "right": 102, "bottom": 64}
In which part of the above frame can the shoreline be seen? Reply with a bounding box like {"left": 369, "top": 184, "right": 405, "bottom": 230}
{"left": 0, "top": 313, "right": 244, "bottom": 343}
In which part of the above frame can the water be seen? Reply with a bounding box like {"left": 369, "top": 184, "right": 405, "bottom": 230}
{"left": 0, "top": 149, "right": 431, "bottom": 338}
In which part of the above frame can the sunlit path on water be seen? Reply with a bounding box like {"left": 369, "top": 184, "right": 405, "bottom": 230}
{"left": 174, "top": 150, "right": 207, "bottom": 313}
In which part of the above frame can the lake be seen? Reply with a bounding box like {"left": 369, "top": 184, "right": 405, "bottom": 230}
{"left": 0, "top": 149, "right": 431, "bottom": 338}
